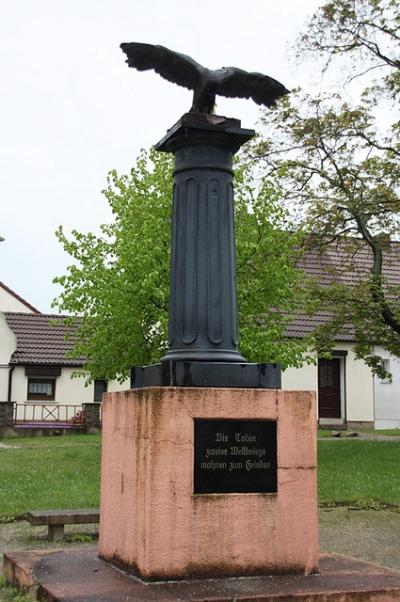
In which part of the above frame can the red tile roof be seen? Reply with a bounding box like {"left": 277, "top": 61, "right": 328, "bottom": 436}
{"left": 5, "top": 313, "right": 84, "bottom": 366}
{"left": 285, "top": 311, "right": 355, "bottom": 340}
{"left": 285, "top": 241, "right": 400, "bottom": 340}
{"left": 298, "top": 243, "right": 400, "bottom": 286}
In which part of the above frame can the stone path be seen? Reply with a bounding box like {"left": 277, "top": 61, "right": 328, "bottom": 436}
{"left": 321, "top": 432, "right": 400, "bottom": 442}
{"left": 357, "top": 433, "right": 400, "bottom": 441}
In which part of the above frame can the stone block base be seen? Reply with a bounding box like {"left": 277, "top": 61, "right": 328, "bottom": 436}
{"left": 99, "top": 387, "right": 318, "bottom": 580}
{"left": 4, "top": 549, "right": 400, "bottom": 601}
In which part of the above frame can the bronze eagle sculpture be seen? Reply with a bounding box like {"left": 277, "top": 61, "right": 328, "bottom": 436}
{"left": 120, "top": 42, "right": 289, "bottom": 114}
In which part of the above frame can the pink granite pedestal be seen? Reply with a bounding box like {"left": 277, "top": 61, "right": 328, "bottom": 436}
{"left": 98, "top": 387, "right": 318, "bottom": 581}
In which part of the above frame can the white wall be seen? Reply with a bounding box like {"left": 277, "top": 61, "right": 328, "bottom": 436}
{"left": 11, "top": 366, "right": 28, "bottom": 403}
{"left": 342, "top": 343, "right": 374, "bottom": 423}
{"left": 0, "top": 312, "right": 17, "bottom": 401}
{"left": 55, "top": 368, "right": 93, "bottom": 404}
{"left": 108, "top": 377, "right": 130, "bottom": 392}
{"left": 56, "top": 371, "right": 129, "bottom": 401}
{"left": 281, "top": 359, "right": 317, "bottom": 392}
{"left": 0, "top": 286, "right": 35, "bottom": 313}
{"left": 374, "top": 346, "right": 400, "bottom": 429}
{"left": 10, "top": 366, "right": 130, "bottom": 405}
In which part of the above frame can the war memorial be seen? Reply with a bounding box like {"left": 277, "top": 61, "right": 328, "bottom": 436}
{"left": 4, "top": 43, "right": 400, "bottom": 601}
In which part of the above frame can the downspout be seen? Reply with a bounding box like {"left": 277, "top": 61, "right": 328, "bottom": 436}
{"left": 7, "top": 366, "right": 14, "bottom": 402}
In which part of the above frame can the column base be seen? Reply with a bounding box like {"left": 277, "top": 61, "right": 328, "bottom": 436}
{"left": 131, "top": 360, "right": 281, "bottom": 389}
{"left": 160, "top": 347, "right": 247, "bottom": 363}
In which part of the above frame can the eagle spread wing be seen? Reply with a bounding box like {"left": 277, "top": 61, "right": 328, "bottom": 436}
{"left": 120, "top": 42, "right": 202, "bottom": 91}
{"left": 218, "top": 67, "right": 289, "bottom": 107}
{"left": 120, "top": 43, "right": 289, "bottom": 113}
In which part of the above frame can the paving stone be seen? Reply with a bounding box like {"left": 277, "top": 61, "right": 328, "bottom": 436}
{"left": 4, "top": 548, "right": 400, "bottom": 601}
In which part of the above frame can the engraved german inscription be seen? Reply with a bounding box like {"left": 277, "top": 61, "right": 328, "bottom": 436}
{"left": 194, "top": 419, "right": 277, "bottom": 494}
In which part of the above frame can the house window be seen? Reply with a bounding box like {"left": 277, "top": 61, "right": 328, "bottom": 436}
{"left": 93, "top": 379, "right": 107, "bottom": 403}
{"left": 380, "top": 358, "right": 391, "bottom": 384}
{"left": 27, "top": 378, "right": 56, "bottom": 400}
{"left": 319, "top": 363, "right": 333, "bottom": 388}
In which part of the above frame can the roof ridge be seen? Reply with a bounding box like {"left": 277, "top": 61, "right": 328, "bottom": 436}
{"left": 4, "top": 311, "right": 79, "bottom": 319}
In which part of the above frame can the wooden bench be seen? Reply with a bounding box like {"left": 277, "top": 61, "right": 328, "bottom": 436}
{"left": 27, "top": 509, "right": 100, "bottom": 541}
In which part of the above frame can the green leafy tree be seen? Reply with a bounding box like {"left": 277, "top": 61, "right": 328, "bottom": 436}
{"left": 248, "top": 0, "right": 400, "bottom": 376}
{"left": 53, "top": 149, "right": 311, "bottom": 382}
{"left": 54, "top": 150, "right": 173, "bottom": 380}
{"left": 235, "top": 162, "right": 311, "bottom": 367}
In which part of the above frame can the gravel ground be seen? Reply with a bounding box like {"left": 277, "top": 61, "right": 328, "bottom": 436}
{"left": 0, "top": 521, "right": 99, "bottom": 562}
{"left": 0, "top": 508, "right": 399, "bottom": 600}
{"left": 1, "top": 508, "right": 399, "bottom": 575}
{"left": 320, "top": 507, "right": 400, "bottom": 570}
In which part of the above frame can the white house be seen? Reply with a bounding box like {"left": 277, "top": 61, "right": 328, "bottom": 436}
{"left": 281, "top": 242, "right": 400, "bottom": 430}
{"left": 0, "top": 281, "right": 39, "bottom": 404}
{"left": 0, "top": 282, "right": 128, "bottom": 423}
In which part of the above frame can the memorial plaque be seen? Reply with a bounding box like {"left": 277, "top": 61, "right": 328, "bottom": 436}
{"left": 194, "top": 419, "right": 277, "bottom": 494}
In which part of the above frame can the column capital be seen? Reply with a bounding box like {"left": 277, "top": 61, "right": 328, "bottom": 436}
{"left": 155, "top": 113, "right": 255, "bottom": 154}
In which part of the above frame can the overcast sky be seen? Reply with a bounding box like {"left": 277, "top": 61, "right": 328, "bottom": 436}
{"left": 1, "top": 0, "right": 322, "bottom": 313}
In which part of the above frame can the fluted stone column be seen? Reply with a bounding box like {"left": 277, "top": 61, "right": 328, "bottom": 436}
{"left": 156, "top": 113, "right": 254, "bottom": 363}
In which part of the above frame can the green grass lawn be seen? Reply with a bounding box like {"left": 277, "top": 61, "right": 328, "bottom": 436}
{"left": 318, "top": 439, "right": 400, "bottom": 505}
{"left": 0, "top": 434, "right": 399, "bottom": 521}
{"left": 0, "top": 435, "right": 101, "bottom": 522}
